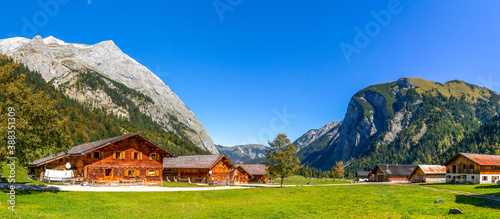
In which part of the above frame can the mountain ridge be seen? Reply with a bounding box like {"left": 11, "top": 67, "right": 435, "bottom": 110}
{"left": 0, "top": 36, "right": 218, "bottom": 154}
{"left": 297, "top": 77, "right": 500, "bottom": 173}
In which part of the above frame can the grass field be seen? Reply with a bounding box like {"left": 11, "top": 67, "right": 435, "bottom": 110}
{"left": 424, "top": 183, "right": 500, "bottom": 197}
{"left": 1, "top": 184, "right": 499, "bottom": 218}
{"left": 271, "top": 175, "right": 354, "bottom": 185}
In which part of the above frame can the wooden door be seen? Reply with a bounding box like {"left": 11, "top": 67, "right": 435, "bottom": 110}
{"left": 377, "top": 175, "right": 384, "bottom": 182}
{"left": 104, "top": 169, "right": 113, "bottom": 180}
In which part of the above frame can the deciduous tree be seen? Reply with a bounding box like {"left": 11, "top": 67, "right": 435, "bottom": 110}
{"left": 330, "top": 161, "right": 345, "bottom": 179}
{"left": 264, "top": 133, "right": 302, "bottom": 188}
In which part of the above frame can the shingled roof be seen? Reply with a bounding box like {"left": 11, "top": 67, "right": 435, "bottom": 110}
{"left": 444, "top": 153, "right": 500, "bottom": 166}
{"left": 231, "top": 165, "right": 254, "bottom": 178}
{"left": 372, "top": 164, "right": 416, "bottom": 176}
{"left": 356, "top": 171, "right": 371, "bottom": 177}
{"left": 238, "top": 164, "right": 268, "bottom": 176}
{"left": 163, "top": 154, "right": 235, "bottom": 169}
{"left": 27, "top": 152, "right": 68, "bottom": 167}
{"left": 416, "top": 165, "right": 446, "bottom": 175}
{"left": 28, "top": 133, "right": 172, "bottom": 166}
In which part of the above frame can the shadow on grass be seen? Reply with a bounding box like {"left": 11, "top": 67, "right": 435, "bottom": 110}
{"left": 456, "top": 194, "right": 500, "bottom": 209}
{"left": 1, "top": 188, "right": 64, "bottom": 195}
{"left": 0, "top": 183, "right": 62, "bottom": 195}
{"left": 474, "top": 184, "right": 500, "bottom": 190}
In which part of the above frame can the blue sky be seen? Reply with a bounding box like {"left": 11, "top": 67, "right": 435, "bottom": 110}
{"left": 2, "top": 1, "right": 500, "bottom": 146}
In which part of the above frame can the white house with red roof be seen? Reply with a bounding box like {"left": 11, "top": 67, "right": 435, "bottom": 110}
{"left": 443, "top": 153, "right": 500, "bottom": 184}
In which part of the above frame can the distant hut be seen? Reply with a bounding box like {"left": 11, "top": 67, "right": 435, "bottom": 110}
{"left": 355, "top": 171, "right": 370, "bottom": 181}
{"left": 163, "top": 154, "right": 236, "bottom": 185}
{"left": 408, "top": 165, "right": 446, "bottom": 183}
{"left": 231, "top": 165, "right": 254, "bottom": 184}
{"left": 238, "top": 164, "right": 269, "bottom": 183}
{"left": 370, "top": 164, "right": 416, "bottom": 182}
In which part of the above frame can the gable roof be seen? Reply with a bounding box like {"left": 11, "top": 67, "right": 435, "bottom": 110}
{"left": 232, "top": 165, "right": 254, "bottom": 178}
{"left": 416, "top": 165, "right": 446, "bottom": 174}
{"left": 28, "top": 133, "right": 173, "bottom": 166}
{"left": 409, "top": 165, "right": 446, "bottom": 179}
{"left": 371, "top": 164, "right": 416, "bottom": 177}
{"left": 443, "top": 153, "right": 500, "bottom": 166}
{"left": 27, "top": 152, "right": 68, "bottom": 167}
{"left": 238, "top": 164, "right": 268, "bottom": 176}
{"left": 163, "top": 154, "right": 235, "bottom": 169}
{"left": 356, "top": 171, "right": 371, "bottom": 177}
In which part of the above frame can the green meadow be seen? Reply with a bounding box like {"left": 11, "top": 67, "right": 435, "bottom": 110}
{"left": 1, "top": 184, "right": 499, "bottom": 218}
{"left": 425, "top": 184, "right": 500, "bottom": 197}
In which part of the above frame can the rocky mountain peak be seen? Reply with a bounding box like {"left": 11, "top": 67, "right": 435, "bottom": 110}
{"left": 0, "top": 36, "right": 218, "bottom": 154}
{"left": 396, "top": 77, "right": 416, "bottom": 89}
{"left": 43, "top": 36, "right": 66, "bottom": 45}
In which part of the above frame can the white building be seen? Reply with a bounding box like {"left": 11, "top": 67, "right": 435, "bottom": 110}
{"left": 444, "top": 153, "right": 500, "bottom": 184}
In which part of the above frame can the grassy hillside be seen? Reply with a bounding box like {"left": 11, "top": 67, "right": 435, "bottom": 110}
{"left": 341, "top": 78, "right": 500, "bottom": 174}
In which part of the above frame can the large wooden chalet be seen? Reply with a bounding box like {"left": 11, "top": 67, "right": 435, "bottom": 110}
{"left": 370, "top": 164, "right": 416, "bottom": 182}
{"left": 444, "top": 153, "right": 500, "bottom": 184}
{"left": 27, "top": 133, "right": 174, "bottom": 185}
{"left": 238, "top": 164, "right": 269, "bottom": 183}
{"left": 163, "top": 154, "right": 236, "bottom": 185}
{"left": 408, "top": 165, "right": 446, "bottom": 183}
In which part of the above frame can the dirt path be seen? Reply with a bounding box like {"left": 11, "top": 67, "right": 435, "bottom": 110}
{"left": 0, "top": 182, "right": 377, "bottom": 192}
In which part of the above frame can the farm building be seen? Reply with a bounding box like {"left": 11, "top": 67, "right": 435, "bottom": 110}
{"left": 443, "top": 153, "right": 500, "bottom": 184}
{"left": 231, "top": 165, "right": 254, "bottom": 184}
{"left": 408, "top": 165, "right": 446, "bottom": 183}
{"left": 370, "top": 164, "right": 416, "bottom": 182}
{"left": 163, "top": 154, "right": 236, "bottom": 185}
{"left": 27, "top": 133, "right": 174, "bottom": 186}
{"left": 238, "top": 164, "right": 269, "bottom": 183}
{"left": 355, "top": 171, "right": 370, "bottom": 181}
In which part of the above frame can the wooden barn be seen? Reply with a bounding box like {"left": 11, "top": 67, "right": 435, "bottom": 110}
{"left": 444, "top": 153, "right": 500, "bottom": 184}
{"left": 27, "top": 133, "right": 174, "bottom": 185}
{"left": 408, "top": 165, "right": 446, "bottom": 183}
{"left": 238, "top": 164, "right": 269, "bottom": 183}
{"left": 231, "top": 165, "right": 254, "bottom": 184}
{"left": 370, "top": 164, "right": 416, "bottom": 182}
{"left": 163, "top": 154, "right": 236, "bottom": 185}
{"left": 355, "top": 171, "right": 370, "bottom": 182}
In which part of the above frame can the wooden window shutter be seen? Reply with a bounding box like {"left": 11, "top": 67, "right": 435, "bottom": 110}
{"left": 149, "top": 153, "right": 152, "bottom": 161}
{"left": 146, "top": 171, "right": 150, "bottom": 176}
{"left": 155, "top": 170, "right": 159, "bottom": 176}
{"left": 91, "top": 152, "right": 95, "bottom": 159}
{"left": 136, "top": 170, "right": 139, "bottom": 176}
{"left": 156, "top": 154, "right": 160, "bottom": 161}
{"left": 139, "top": 153, "right": 143, "bottom": 160}
{"left": 121, "top": 152, "right": 124, "bottom": 159}
{"left": 131, "top": 152, "right": 135, "bottom": 160}
{"left": 112, "top": 152, "right": 116, "bottom": 159}
{"left": 124, "top": 170, "right": 128, "bottom": 177}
